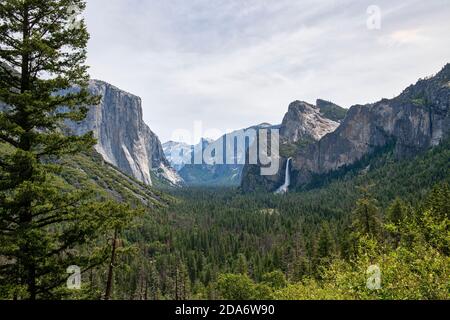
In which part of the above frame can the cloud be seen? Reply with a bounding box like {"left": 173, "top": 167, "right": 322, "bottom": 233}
{"left": 84, "top": 0, "right": 450, "bottom": 143}
{"left": 378, "top": 28, "right": 426, "bottom": 46}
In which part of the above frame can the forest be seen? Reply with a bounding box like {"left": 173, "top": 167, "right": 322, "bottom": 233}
{"left": 57, "top": 138, "right": 450, "bottom": 300}
{"left": 0, "top": 0, "right": 449, "bottom": 300}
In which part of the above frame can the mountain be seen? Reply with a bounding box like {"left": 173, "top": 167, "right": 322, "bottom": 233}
{"left": 162, "top": 141, "right": 192, "bottom": 171}
{"left": 291, "top": 64, "right": 450, "bottom": 187}
{"left": 162, "top": 138, "right": 213, "bottom": 172}
{"left": 61, "top": 150, "right": 173, "bottom": 208}
{"left": 241, "top": 63, "right": 450, "bottom": 192}
{"left": 280, "top": 100, "right": 341, "bottom": 144}
{"left": 164, "top": 124, "right": 279, "bottom": 186}
{"left": 64, "top": 80, "right": 182, "bottom": 187}
{"left": 241, "top": 100, "right": 345, "bottom": 192}
{"left": 316, "top": 99, "right": 348, "bottom": 122}
{"left": 171, "top": 135, "right": 243, "bottom": 187}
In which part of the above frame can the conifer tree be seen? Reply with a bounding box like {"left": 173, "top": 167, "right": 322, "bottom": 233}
{"left": 235, "top": 253, "right": 248, "bottom": 275}
{"left": 317, "top": 222, "right": 334, "bottom": 263}
{"left": 352, "top": 186, "right": 381, "bottom": 239}
{"left": 385, "top": 198, "right": 408, "bottom": 247}
{"left": 0, "top": 0, "right": 133, "bottom": 299}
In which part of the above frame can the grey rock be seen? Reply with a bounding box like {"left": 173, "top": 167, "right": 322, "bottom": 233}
{"left": 280, "top": 101, "right": 340, "bottom": 144}
{"left": 241, "top": 100, "right": 343, "bottom": 192}
{"left": 242, "top": 63, "right": 450, "bottom": 192}
{"left": 65, "top": 80, "right": 182, "bottom": 186}
{"left": 292, "top": 63, "right": 450, "bottom": 186}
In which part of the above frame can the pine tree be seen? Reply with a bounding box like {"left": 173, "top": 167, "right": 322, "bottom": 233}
{"left": 317, "top": 222, "right": 334, "bottom": 263}
{"left": 235, "top": 253, "right": 248, "bottom": 275}
{"left": 385, "top": 198, "right": 408, "bottom": 247}
{"left": 352, "top": 186, "right": 381, "bottom": 239}
{"left": 0, "top": 0, "right": 134, "bottom": 299}
{"left": 424, "top": 183, "right": 450, "bottom": 220}
{"left": 420, "top": 183, "right": 450, "bottom": 255}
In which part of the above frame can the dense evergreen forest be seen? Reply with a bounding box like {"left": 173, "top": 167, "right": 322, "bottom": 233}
{"left": 73, "top": 139, "right": 449, "bottom": 300}
{"left": 0, "top": 0, "right": 448, "bottom": 300}
{"left": 1, "top": 123, "right": 449, "bottom": 300}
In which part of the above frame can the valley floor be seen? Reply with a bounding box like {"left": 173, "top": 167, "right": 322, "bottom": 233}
{"left": 102, "top": 140, "right": 449, "bottom": 300}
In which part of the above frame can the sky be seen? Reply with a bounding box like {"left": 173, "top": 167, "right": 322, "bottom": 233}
{"left": 84, "top": 0, "right": 450, "bottom": 144}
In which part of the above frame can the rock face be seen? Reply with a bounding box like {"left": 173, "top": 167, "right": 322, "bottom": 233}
{"left": 241, "top": 100, "right": 344, "bottom": 192}
{"left": 280, "top": 101, "right": 340, "bottom": 144}
{"left": 241, "top": 64, "right": 450, "bottom": 192}
{"left": 292, "top": 64, "right": 450, "bottom": 186}
{"left": 65, "top": 80, "right": 182, "bottom": 186}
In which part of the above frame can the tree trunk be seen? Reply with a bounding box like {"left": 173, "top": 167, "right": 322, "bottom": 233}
{"left": 21, "top": 4, "right": 30, "bottom": 93}
{"left": 105, "top": 229, "right": 119, "bottom": 300}
{"left": 17, "top": 3, "right": 36, "bottom": 301}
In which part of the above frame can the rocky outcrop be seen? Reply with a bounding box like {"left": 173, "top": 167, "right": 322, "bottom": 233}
{"left": 65, "top": 80, "right": 182, "bottom": 186}
{"left": 241, "top": 156, "right": 290, "bottom": 193}
{"left": 280, "top": 101, "right": 340, "bottom": 144}
{"left": 316, "top": 99, "right": 348, "bottom": 122}
{"left": 242, "top": 63, "right": 450, "bottom": 192}
{"left": 241, "top": 100, "right": 344, "bottom": 192}
{"left": 292, "top": 64, "right": 450, "bottom": 186}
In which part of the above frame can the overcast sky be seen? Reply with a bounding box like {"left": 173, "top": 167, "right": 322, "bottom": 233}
{"left": 84, "top": 0, "right": 450, "bottom": 144}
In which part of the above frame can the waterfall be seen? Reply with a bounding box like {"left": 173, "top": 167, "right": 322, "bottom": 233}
{"left": 275, "top": 158, "right": 292, "bottom": 194}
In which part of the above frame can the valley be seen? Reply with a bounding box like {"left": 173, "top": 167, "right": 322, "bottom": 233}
{"left": 2, "top": 62, "right": 449, "bottom": 300}
{"left": 0, "top": 0, "right": 449, "bottom": 302}
{"left": 101, "top": 136, "right": 450, "bottom": 299}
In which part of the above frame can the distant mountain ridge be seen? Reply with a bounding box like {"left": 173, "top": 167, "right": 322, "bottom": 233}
{"left": 163, "top": 124, "right": 280, "bottom": 186}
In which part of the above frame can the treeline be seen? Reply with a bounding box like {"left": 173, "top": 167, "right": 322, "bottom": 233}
{"left": 0, "top": 0, "right": 143, "bottom": 300}
{"left": 94, "top": 140, "right": 449, "bottom": 300}
{"left": 216, "top": 184, "right": 450, "bottom": 300}
{"left": 1, "top": 0, "right": 449, "bottom": 301}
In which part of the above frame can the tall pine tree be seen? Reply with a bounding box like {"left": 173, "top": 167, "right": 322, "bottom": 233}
{"left": 351, "top": 186, "right": 381, "bottom": 239}
{"left": 0, "top": 0, "right": 131, "bottom": 299}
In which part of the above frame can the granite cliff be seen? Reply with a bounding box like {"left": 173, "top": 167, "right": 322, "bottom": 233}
{"left": 292, "top": 64, "right": 450, "bottom": 186}
{"left": 242, "top": 64, "right": 450, "bottom": 192}
{"left": 65, "top": 80, "right": 182, "bottom": 187}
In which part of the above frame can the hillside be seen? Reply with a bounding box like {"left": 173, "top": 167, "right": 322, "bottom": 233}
{"left": 121, "top": 135, "right": 449, "bottom": 299}
{"left": 242, "top": 64, "right": 450, "bottom": 192}
{"left": 0, "top": 142, "right": 173, "bottom": 209}
{"left": 60, "top": 150, "right": 174, "bottom": 208}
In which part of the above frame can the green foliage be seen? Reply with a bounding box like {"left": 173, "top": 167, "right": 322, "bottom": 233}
{"left": 217, "top": 274, "right": 257, "bottom": 300}
{"left": 217, "top": 273, "right": 276, "bottom": 300}
{"left": 261, "top": 270, "right": 287, "bottom": 289}
{"left": 317, "top": 101, "right": 348, "bottom": 122}
{"left": 351, "top": 186, "right": 382, "bottom": 239}
{"left": 0, "top": 1, "right": 448, "bottom": 300}
{"left": 0, "top": 0, "right": 144, "bottom": 300}
{"left": 219, "top": 184, "right": 450, "bottom": 300}
{"left": 280, "top": 136, "right": 316, "bottom": 158}
{"left": 108, "top": 141, "right": 449, "bottom": 300}
{"left": 317, "top": 222, "right": 335, "bottom": 264}
{"left": 412, "top": 98, "right": 426, "bottom": 106}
